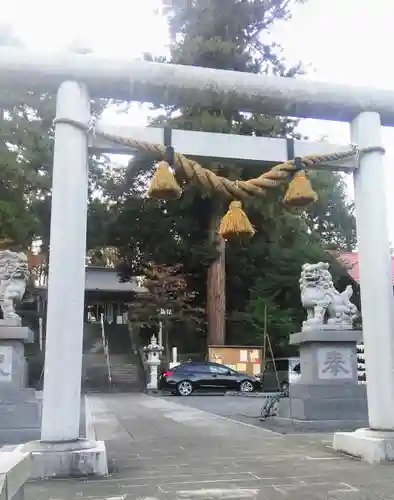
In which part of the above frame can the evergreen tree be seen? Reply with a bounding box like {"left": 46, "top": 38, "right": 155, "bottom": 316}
{"left": 109, "top": 0, "right": 356, "bottom": 353}
{"left": 304, "top": 171, "right": 357, "bottom": 251}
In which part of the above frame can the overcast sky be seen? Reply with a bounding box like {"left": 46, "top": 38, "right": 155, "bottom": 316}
{"left": 3, "top": 0, "right": 394, "bottom": 239}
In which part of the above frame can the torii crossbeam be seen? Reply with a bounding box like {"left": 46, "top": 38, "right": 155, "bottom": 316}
{"left": 1, "top": 47, "right": 393, "bottom": 470}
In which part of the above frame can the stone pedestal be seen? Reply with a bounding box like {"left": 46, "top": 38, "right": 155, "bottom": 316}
{"left": 0, "top": 325, "right": 42, "bottom": 444}
{"left": 276, "top": 329, "right": 368, "bottom": 431}
{"left": 17, "top": 439, "right": 107, "bottom": 479}
{"left": 333, "top": 428, "right": 394, "bottom": 464}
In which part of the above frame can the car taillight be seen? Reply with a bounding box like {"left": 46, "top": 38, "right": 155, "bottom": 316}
{"left": 163, "top": 371, "right": 174, "bottom": 377}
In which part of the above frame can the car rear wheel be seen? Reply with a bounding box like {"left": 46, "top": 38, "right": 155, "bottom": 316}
{"left": 176, "top": 380, "right": 193, "bottom": 396}
{"left": 240, "top": 380, "right": 254, "bottom": 393}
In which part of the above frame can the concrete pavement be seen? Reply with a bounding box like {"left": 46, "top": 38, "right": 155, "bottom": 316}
{"left": 25, "top": 393, "right": 394, "bottom": 499}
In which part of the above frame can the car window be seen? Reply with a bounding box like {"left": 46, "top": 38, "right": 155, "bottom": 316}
{"left": 209, "top": 364, "right": 230, "bottom": 375}
{"left": 264, "top": 359, "right": 290, "bottom": 372}
{"left": 265, "top": 361, "right": 273, "bottom": 371}
{"left": 292, "top": 363, "right": 301, "bottom": 373}
{"left": 288, "top": 359, "right": 300, "bottom": 370}
{"left": 177, "top": 363, "right": 211, "bottom": 373}
{"left": 175, "top": 363, "right": 196, "bottom": 373}
{"left": 275, "top": 360, "right": 289, "bottom": 371}
{"left": 195, "top": 364, "right": 212, "bottom": 373}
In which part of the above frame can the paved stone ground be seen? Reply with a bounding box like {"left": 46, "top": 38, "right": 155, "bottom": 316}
{"left": 158, "top": 393, "right": 329, "bottom": 433}
{"left": 25, "top": 393, "right": 394, "bottom": 499}
{"left": 158, "top": 393, "right": 273, "bottom": 424}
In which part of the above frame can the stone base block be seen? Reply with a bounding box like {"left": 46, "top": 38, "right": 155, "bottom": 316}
{"left": 279, "top": 386, "right": 368, "bottom": 422}
{"left": 0, "top": 402, "right": 41, "bottom": 429}
{"left": 284, "top": 396, "right": 367, "bottom": 420}
{"left": 290, "top": 329, "right": 362, "bottom": 386}
{"left": 0, "top": 319, "right": 23, "bottom": 328}
{"left": 0, "top": 428, "right": 40, "bottom": 445}
{"left": 0, "top": 387, "right": 37, "bottom": 403}
{"left": 333, "top": 428, "right": 394, "bottom": 464}
{"left": 291, "top": 329, "right": 362, "bottom": 344}
{"left": 0, "top": 326, "right": 33, "bottom": 342}
{"left": 0, "top": 400, "right": 42, "bottom": 445}
{"left": 17, "top": 439, "right": 108, "bottom": 479}
{"left": 289, "top": 383, "right": 366, "bottom": 399}
{"left": 0, "top": 451, "right": 31, "bottom": 500}
{"left": 271, "top": 416, "right": 368, "bottom": 432}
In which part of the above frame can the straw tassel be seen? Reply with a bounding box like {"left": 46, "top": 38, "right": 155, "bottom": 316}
{"left": 283, "top": 170, "right": 318, "bottom": 208}
{"left": 147, "top": 161, "right": 182, "bottom": 200}
{"left": 219, "top": 201, "right": 255, "bottom": 240}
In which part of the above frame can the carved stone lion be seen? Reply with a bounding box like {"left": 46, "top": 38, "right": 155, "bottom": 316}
{"left": 300, "top": 262, "right": 358, "bottom": 331}
{"left": 0, "top": 250, "right": 29, "bottom": 324}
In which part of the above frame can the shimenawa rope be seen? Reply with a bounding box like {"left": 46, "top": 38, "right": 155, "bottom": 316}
{"left": 52, "top": 117, "right": 381, "bottom": 239}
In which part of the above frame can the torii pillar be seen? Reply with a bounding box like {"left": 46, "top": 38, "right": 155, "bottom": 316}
{"left": 333, "top": 112, "right": 394, "bottom": 463}
{"left": 19, "top": 82, "right": 108, "bottom": 478}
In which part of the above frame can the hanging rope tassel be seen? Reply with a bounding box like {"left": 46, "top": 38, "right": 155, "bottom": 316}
{"left": 147, "top": 128, "right": 182, "bottom": 200}
{"left": 219, "top": 201, "right": 255, "bottom": 240}
{"left": 147, "top": 160, "right": 182, "bottom": 200}
{"left": 283, "top": 157, "right": 318, "bottom": 208}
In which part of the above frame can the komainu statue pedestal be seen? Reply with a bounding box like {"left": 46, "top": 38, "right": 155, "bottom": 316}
{"left": 276, "top": 329, "right": 368, "bottom": 431}
{"left": 0, "top": 324, "right": 42, "bottom": 444}
{"left": 0, "top": 250, "right": 41, "bottom": 444}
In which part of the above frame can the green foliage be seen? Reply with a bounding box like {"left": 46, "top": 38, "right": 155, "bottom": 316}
{"left": 106, "top": 1, "right": 357, "bottom": 353}
{"left": 114, "top": 0, "right": 304, "bottom": 263}
{"left": 0, "top": 27, "right": 113, "bottom": 252}
{"left": 0, "top": 87, "right": 54, "bottom": 247}
{"left": 242, "top": 232, "right": 347, "bottom": 352}
{"left": 304, "top": 171, "right": 357, "bottom": 251}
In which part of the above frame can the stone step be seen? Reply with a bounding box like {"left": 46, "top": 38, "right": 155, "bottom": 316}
{"left": 112, "top": 368, "right": 138, "bottom": 373}
{"left": 85, "top": 386, "right": 143, "bottom": 394}
{"left": 112, "top": 377, "right": 139, "bottom": 382}
{"left": 112, "top": 376, "right": 139, "bottom": 383}
{"left": 109, "top": 384, "right": 144, "bottom": 393}
{"left": 111, "top": 366, "right": 138, "bottom": 370}
{"left": 112, "top": 378, "right": 138, "bottom": 382}
{"left": 112, "top": 366, "right": 138, "bottom": 370}
{"left": 111, "top": 370, "right": 139, "bottom": 376}
{"left": 112, "top": 371, "right": 138, "bottom": 377}
{"left": 111, "top": 368, "right": 139, "bottom": 374}
{"left": 82, "top": 349, "right": 145, "bottom": 392}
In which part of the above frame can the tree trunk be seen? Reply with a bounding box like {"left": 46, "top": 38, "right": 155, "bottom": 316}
{"left": 207, "top": 210, "right": 226, "bottom": 346}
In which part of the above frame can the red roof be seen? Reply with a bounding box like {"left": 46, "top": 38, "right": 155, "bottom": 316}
{"left": 336, "top": 251, "right": 394, "bottom": 285}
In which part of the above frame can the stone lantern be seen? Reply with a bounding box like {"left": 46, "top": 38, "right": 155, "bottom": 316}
{"left": 144, "top": 335, "right": 164, "bottom": 390}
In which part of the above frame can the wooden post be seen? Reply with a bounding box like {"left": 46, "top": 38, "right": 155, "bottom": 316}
{"left": 207, "top": 210, "right": 226, "bottom": 346}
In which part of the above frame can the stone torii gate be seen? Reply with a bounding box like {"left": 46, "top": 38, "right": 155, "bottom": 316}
{"left": 2, "top": 47, "right": 394, "bottom": 472}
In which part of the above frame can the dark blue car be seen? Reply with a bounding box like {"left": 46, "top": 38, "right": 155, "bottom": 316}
{"left": 158, "top": 361, "right": 262, "bottom": 396}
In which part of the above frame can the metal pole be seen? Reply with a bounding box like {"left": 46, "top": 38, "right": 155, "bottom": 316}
{"left": 41, "top": 81, "right": 90, "bottom": 442}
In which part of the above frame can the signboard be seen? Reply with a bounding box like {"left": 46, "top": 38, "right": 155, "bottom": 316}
{"left": 208, "top": 345, "right": 263, "bottom": 376}
{"left": 0, "top": 346, "right": 12, "bottom": 382}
